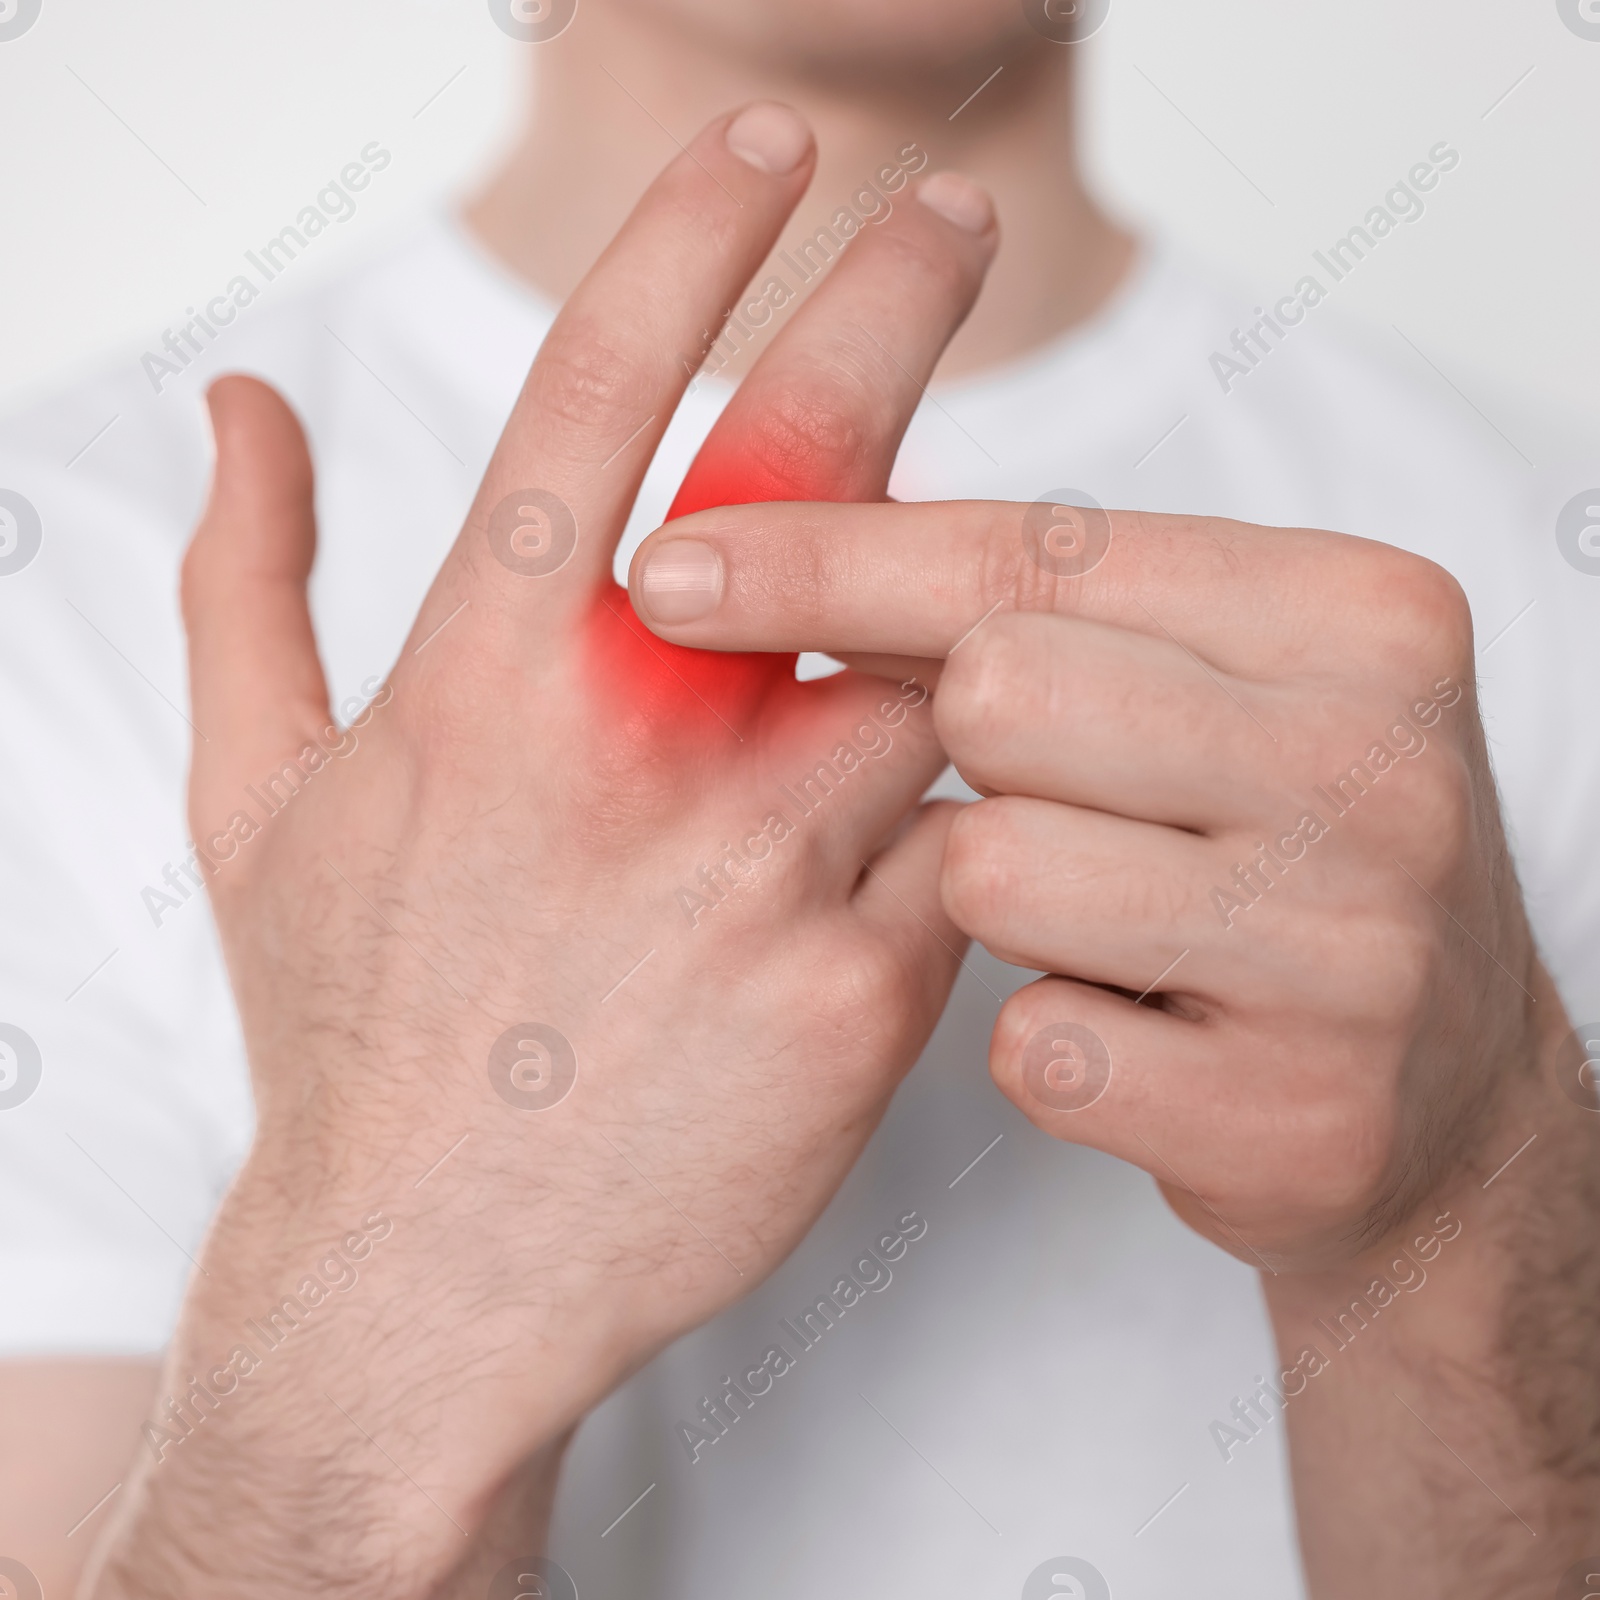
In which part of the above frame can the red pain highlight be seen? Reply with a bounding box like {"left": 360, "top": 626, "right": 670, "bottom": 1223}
{"left": 585, "top": 422, "right": 863, "bottom": 740}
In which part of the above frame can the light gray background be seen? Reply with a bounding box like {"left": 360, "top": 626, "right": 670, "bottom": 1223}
{"left": 1, "top": 0, "right": 1597, "bottom": 450}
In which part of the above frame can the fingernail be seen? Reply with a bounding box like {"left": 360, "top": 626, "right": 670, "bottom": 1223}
{"left": 725, "top": 102, "right": 811, "bottom": 175}
{"left": 916, "top": 171, "right": 995, "bottom": 234}
{"left": 639, "top": 538, "right": 724, "bottom": 624}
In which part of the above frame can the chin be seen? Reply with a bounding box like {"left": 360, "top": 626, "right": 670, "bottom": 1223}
{"left": 612, "top": 0, "right": 1034, "bottom": 79}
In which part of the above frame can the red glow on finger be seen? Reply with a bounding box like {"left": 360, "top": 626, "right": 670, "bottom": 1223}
{"left": 585, "top": 421, "right": 862, "bottom": 743}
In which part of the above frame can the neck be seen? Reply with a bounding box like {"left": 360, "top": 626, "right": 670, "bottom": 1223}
{"left": 465, "top": 7, "right": 1135, "bottom": 381}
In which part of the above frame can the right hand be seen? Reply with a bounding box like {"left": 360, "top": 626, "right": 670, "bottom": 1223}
{"left": 97, "top": 105, "right": 997, "bottom": 1596}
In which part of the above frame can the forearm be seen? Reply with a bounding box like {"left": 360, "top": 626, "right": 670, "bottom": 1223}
{"left": 83, "top": 1159, "right": 592, "bottom": 1600}
{"left": 1266, "top": 983, "right": 1600, "bottom": 1594}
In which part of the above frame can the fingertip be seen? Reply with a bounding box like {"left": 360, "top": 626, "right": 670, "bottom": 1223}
{"left": 724, "top": 101, "right": 814, "bottom": 177}
{"left": 201, "top": 375, "right": 245, "bottom": 474}
{"left": 915, "top": 171, "right": 998, "bottom": 241}
{"left": 199, "top": 375, "right": 315, "bottom": 529}
{"left": 633, "top": 534, "right": 725, "bottom": 627}
{"left": 204, "top": 373, "right": 280, "bottom": 453}
{"left": 204, "top": 372, "right": 305, "bottom": 440}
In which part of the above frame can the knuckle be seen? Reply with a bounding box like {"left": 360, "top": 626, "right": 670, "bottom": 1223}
{"left": 1365, "top": 913, "right": 1437, "bottom": 1022}
{"left": 854, "top": 932, "right": 920, "bottom": 1018}
{"left": 934, "top": 622, "right": 1024, "bottom": 760}
{"left": 973, "top": 505, "right": 1100, "bottom": 620}
{"left": 1392, "top": 751, "right": 1474, "bottom": 861}
{"left": 1324, "top": 903, "right": 1435, "bottom": 1028}
{"left": 940, "top": 799, "right": 1019, "bottom": 935}
{"left": 867, "top": 229, "right": 971, "bottom": 306}
{"left": 736, "top": 370, "right": 869, "bottom": 488}
{"left": 1369, "top": 549, "right": 1474, "bottom": 670}
{"left": 977, "top": 511, "right": 1038, "bottom": 613}
{"left": 1294, "top": 1096, "right": 1395, "bottom": 1218}
{"left": 528, "top": 321, "right": 655, "bottom": 437}
{"left": 813, "top": 932, "right": 917, "bottom": 1054}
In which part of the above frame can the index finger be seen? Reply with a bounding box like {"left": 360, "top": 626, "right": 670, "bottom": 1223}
{"left": 626, "top": 497, "right": 1427, "bottom": 678}
{"left": 428, "top": 104, "right": 817, "bottom": 631}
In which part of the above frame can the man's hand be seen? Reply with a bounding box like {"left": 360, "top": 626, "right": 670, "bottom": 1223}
{"left": 629, "top": 497, "right": 1600, "bottom": 1588}
{"left": 630, "top": 499, "right": 1530, "bottom": 1263}
{"left": 89, "top": 107, "right": 1000, "bottom": 1600}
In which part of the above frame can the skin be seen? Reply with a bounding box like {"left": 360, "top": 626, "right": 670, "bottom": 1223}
{"left": 19, "top": 10, "right": 1126, "bottom": 1592}
{"left": 13, "top": 7, "right": 1596, "bottom": 1600}
{"left": 81, "top": 109, "right": 998, "bottom": 1599}
{"left": 466, "top": 0, "right": 1134, "bottom": 380}
{"left": 0, "top": 1364, "right": 158, "bottom": 1597}
{"left": 627, "top": 499, "right": 1600, "bottom": 1588}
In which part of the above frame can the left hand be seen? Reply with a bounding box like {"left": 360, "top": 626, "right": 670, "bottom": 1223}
{"left": 627, "top": 497, "right": 1548, "bottom": 1271}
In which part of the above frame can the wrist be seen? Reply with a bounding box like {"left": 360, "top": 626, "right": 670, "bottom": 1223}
{"left": 193, "top": 1147, "right": 631, "bottom": 1436}
{"left": 91, "top": 1151, "right": 624, "bottom": 1600}
{"left": 1263, "top": 1081, "right": 1563, "bottom": 1366}
{"left": 1259, "top": 994, "right": 1600, "bottom": 1562}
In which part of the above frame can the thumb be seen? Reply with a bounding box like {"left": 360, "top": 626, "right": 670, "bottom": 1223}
{"left": 182, "top": 375, "right": 333, "bottom": 848}
{"left": 853, "top": 799, "right": 969, "bottom": 1026}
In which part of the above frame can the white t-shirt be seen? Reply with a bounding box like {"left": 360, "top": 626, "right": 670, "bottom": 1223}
{"left": 2, "top": 213, "right": 1596, "bottom": 1600}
